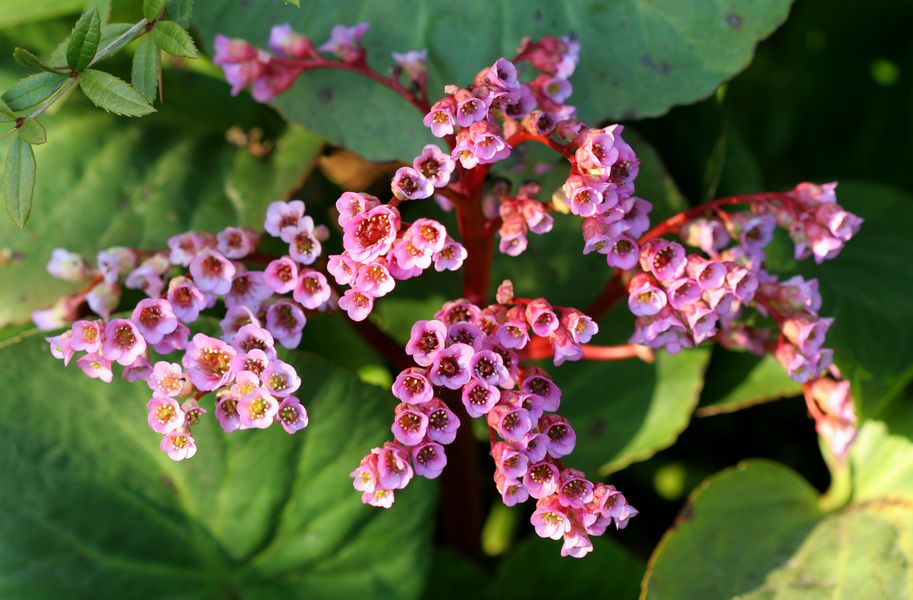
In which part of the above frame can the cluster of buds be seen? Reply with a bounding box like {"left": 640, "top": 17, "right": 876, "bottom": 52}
{"left": 804, "top": 370, "right": 857, "bottom": 458}
{"left": 329, "top": 185, "right": 466, "bottom": 323}
{"left": 496, "top": 182, "right": 555, "bottom": 256}
{"left": 40, "top": 200, "right": 336, "bottom": 459}
{"left": 351, "top": 282, "right": 635, "bottom": 557}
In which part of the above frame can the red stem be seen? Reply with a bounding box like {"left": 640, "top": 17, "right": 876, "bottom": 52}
{"left": 522, "top": 336, "right": 653, "bottom": 363}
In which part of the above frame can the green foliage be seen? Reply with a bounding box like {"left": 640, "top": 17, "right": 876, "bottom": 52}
{"left": 0, "top": 333, "right": 435, "bottom": 599}
{"left": 696, "top": 350, "right": 801, "bottom": 417}
{"left": 12, "top": 47, "right": 57, "bottom": 72}
{"left": 644, "top": 415, "right": 913, "bottom": 598}
{"left": 16, "top": 117, "right": 46, "bottom": 145}
{"left": 192, "top": 0, "right": 793, "bottom": 161}
{"left": 152, "top": 20, "right": 198, "bottom": 58}
{"left": 1, "top": 71, "right": 67, "bottom": 112}
{"left": 143, "top": 0, "right": 168, "bottom": 22}
{"left": 3, "top": 135, "right": 35, "bottom": 227}
{"left": 131, "top": 34, "right": 158, "bottom": 102}
{"left": 0, "top": 0, "right": 85, "bottom": 29}
{"left": 65, "top": 8, "right": 101, "bottom": 72}
{"left": 78, "top": 69, "right": 155, "bottom": 116}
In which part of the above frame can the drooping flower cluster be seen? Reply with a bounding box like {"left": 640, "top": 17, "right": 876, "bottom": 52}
{"left": 328, "top": 188, "right": 466, "bottom": 322}
{"left": 496, "top": 182, "right": 555, "bottom": 256}
{"left": 804, "top": 370, "right": 857, "bottom": 458}
{"left": 41, "top": 200, "right": 332, "bottom": 459}
{"left": 351, "top": 283, "right": 636, "bottom": 557}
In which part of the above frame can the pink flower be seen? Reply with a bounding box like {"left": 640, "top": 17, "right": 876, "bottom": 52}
{"left": 354, "top": 262, "right": 396, "bottom": 297}
{"left": 263, "top": 257, "right": 299, "bottom": 294}
{"left": 423, "top": 399, "right": 460, "bottom": 444}
{"left": 326, "top": 254, "right": 358, "bottom": 286}
{"left": 293, "top": 269, "right": 332, "bottom": 309}
{"left": 531, "top": 496, "right": 571, "bottom": 540}
{"left": 393, "top": 49, "right": 427, "bottom": 85}
{"left": 391, "top": 404, "right": 430, "bottom": 446}
{"left": 146, "top": 394, "right": 186, "bottom": 434}
{"left": 317, "top": 22, "right": 369, "bottom": 63}
{"left": 628, "top": 274, "right": 667, "bottom": 317}
{"left": 124, "top": 254, "right": 169, "bottom": 298}
{"left": 338, "top": 289, "right": 374, "bottom": 322}
{"left": 376, "top": 441, "right": 414, "bottom": 490}
{"left": 261, "top": 359, "right": 301, "bottom": 397}
{"left": 264, "top": 200, "right": 307, "bottom": 243}
{"left": 231, "top": 348, "right": 270, "bottom": 377}
{"left": 217, "top": 227, "right": 260, "bottom": 259}
{"left": 560, "top": 526, "right": 594, "bottom": 558}
{"left": 524, "top": 462, "right": 560, "bottom": 499}
{"left": 342, "top": 206, "right": 400, "bottom": 263}
{"left": 576, "top": 128, "right": 619, "bottom": 170}
{"left": 392, "top": 167, "right": 434, "bottom": 201}
{"left": 47, "top": 332, "right": 75, "bottom": 365}
{"left": 232, "top": 324, "right": 277, "bottom": 358}
{"left": 405, "top": 320, "right": 447, "bottom": 366}
{"left": 487, "top": 405, "right": 532, "bottom": 442}
{"left": 429, "top": 343, "right": 474, "bottom": 389}
{"left": 152, "top": 323, "right": 190, "bottom": 355}
{"left": 215, "top": 397, "right": 242, "bottom": 433}
{"left": 496, "top": 321, "right": 530, "bottom": 350}
{"left": 540, "top": 415, "right": 576, "bottom": 458}
{"left": 167, "top": 232, "right": 213, "bottom": 267}
{"left": 351, "top": 453, "right": 379, "bottom": 493}
{"left": 167, "top": 277, "right": 207, "bottom": 323}
{"left": 265, "top": 301, "right": 307, "bottom": 349}
{"left": 238, "top": 388, "right": 279, "bottom": 429}
{"left": 606, "top": 235, "right": 639, "bottom": 270}
{"left": 558, "top": 470, "right": 594, "bottom": 508}
{"left": 470, "top": 350, "right": 508, "bottom": 386}
{"left": 269, "top": 23, "right": 311, "bottom": 58}
{"left": 423, "top": 98, "right": 456, "bottom": 137}
{"left": 462, "top": 380, "right": 501, "bottom": 417}
{"left": 76, "top": 353, "right": 113, "bottom": 382}
{"left": 448, "top": 321, "right": 484, "bottom": 350}
{"left": 525, "top": 299, "right": 559, "bottom": 338}
{"left": 182, "top": 333, "right": 236, "bottom": 391}
{"left": 160, "top": 430, "right": 197, "bottom": 461}
{"left": 148, "top": 361, "right": 186, "bottom": 397}
{"left": 412, "top": 442, "right": 447, "bottom": 479}
{"left": 288, "top": 219, "right": 322, "bottom": 265}
{"left": 46, "top": 248, "right": 89, "bottom": 282}
{"left": 433, "top": 240, "right": 467, "bottom": 272}
{"left": 213, "top": 35, "right": 258, "bottom": 64}
{"left": 219, "top": 306, "right": 260, "bottom": 341}
{"left": 413, "top": 145, "right": 455, "bottom": 188}
{"left": 335, "top": 192, "right": 381, "bottom": 228}
{"left": 70, "top": 320, "right": 102, "bottom": 353}
{"left": 189, "top": 250, "right": 236, "bottom": 295}
{"left": 521, "top": 368, "right": 561, "bottom": 412}
{"left": 101, "top": 319, "right": 146, "bottom": 366}
{"left": 392, "top": 369, "right": 434, "bottom": 404}
{"left": 492, "top": 442, "right": 530, "bottom": 479}
{"left": 277, "top": 396, "right": 309, "bottom": 433}
{"left": 130, "top": 298, "right": 178, "bottom": 345}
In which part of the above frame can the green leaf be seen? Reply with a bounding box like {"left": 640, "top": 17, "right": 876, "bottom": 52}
{"left": 0, "top": 0, "right": 84, "bottom": 29}
{"left": 696, "top": 350, "right": 801, "bottom": 417}
{"left": 494, "top": 536, "right": 644, "bottom": 599}
{"left": 555, "top": 341, "right": 711, "bottom": 475}
{"left": 0, "top": 334, "right": 435, "bottom": 598}
{"left": 12, "top": 48, "right": 58, "bottom": 72}
{"left": 166, "top": 0, "right": 194, "bottom": 28}
{"left": 77, "top": 69, "right": 155, "bottom": 116}
{"left": 152, "top": 20, "right": 198, "bottom": 58}
{"left": 3, "top": 136, "right": 36, "bottom": 228}
{"left": 17, "top": 118, "right": 46, "bottom": 145}
{"left": 46, "top": 22, "right": 134, "bottom": 70}
{"left": 1, "top": 71, "right": 67, "bottom": 112}
{"left": 192, "top": 0, "right": 792, "bottom": 160}
{"left": 66, "top": 8, "right": 101, "bottom": 72}
{"left": 644, "top": 418, "right": 913, "bottom": 598}
{"left": 131, "top": 35, "right": 158, "bottom": 103}
{"left": 0, "top": 99, "right": 14, "bottom": 121}
{"left": 283, "top": 0, "right": 301, "bottom": 6}
{"left": 143, "top": 0, "right": 167, "bottom": 21}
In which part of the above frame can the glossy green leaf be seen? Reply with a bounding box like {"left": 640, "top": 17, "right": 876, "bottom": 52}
{"left": 17, "top": 118, "right": 46, "bottom": 145}
{"left": 12, "top": 48, "right": 58, "bottom": 72}
{"left": 45, "top": 22, "right": 134, "bottom": 70}
{"left": 152, "top": 20, "right": 198, "bottom": 58}
{"left": 66, "top": 8, "right": 102, "bottom": 72}
{"left": 1, "top": 71, "right": 67, "bottom": 112}
{"left": 131, "top": 35, "right": 158, "bottom": 103}
{"left": 193, "top": 0, "right": 792, "bottom": 161}
{"left": 0, "top": 0, "right": 84, "bottom": 28}
{"left": 143, "top": 0, "right": 168, "bottom": 22}
{"left": 78, "top": 69, "right": 155, "bottom": 116}
{"left": 0, "top": 333, "right": 435, "bottom": 598}
{"left": 696, "top": 350, "right": 801, "bottom": 417}
{"left": 166, "top": 0, "right": 194, "bottom": 28}
{"left": 555, "top": 342, "right": 711, "bottom": 476}
{"left": 644, "top": 416, "right": 913, "bottom": 599}
{"left": 3, "top": 136, "right": 36, "bottom": 227}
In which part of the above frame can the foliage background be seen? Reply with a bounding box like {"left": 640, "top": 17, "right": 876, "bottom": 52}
{"left": 0, "top": 0, "right": 910, "bottom": 598}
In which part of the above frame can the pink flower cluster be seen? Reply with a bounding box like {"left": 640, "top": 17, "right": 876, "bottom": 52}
{"left": 770, "top": 182, "right": 863, "bottom": 264}
{"left": 423, "top": 39, "right": 580, "bottom": 168}
{"left": 328, "top": 190, "right": 465, "bottom": 322}
{"left": 805, "top": 371, "right": 857, "bottom": 458}
{"left": 497, "top": 182, "right": 555, "bottom": 256}
{"left": 351, "top": 285, "right": 635, "bottom": 557}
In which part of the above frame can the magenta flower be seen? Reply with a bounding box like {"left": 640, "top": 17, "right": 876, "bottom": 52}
{"left": 688, "top": 257, "right": 727, "bottom": 290}
{"left": 422, "top": 399, "right": 460, "bottom": 444}
{"left": 146, "top": 394, "right": 186, "bottom": 434}
{"left": 470, "top": 349, "right": 508, "bottom": 386}
{"left": 495, "top": 473, "right": 530, "bottom": 507}
{"left": 343, "top": 206, "right": 400, "bottom": 263}
{"left": 183, "top": 333, "right": 236, "bottom": 391}
{"left": 462, "top": 380, "right": 501, "bottom": 418}
{"left": 413, "top": 145, "right": 455, "bottom": 188}
{"left": 423, "top": 98, "right": 456, "bottom": 137}
{"left": 377, "top": 442, "right": 414, "bottom": 490}
{"left": 354, "top": 262, "right": 396, "bottom": 297}
{"left": 124, "top": 254, "right": 170, "bottom": 298}
{"left": 433, "top": 240, "right": 468, "bottom": 272}
{"left": 231, "top": 348, "right": 270, "bottom": 377}
{"left": 216, "top": 227, "right": 259, "bottom": 259}
{"left": 392, "top": 238, "right": 434, "bottom": 271}
{"left": 488, "top": 405, "right": 532, "bottom": 442}
{"left": 167, "top": 232, "right": 213, "bottom": 267}
{"left": 288, "top": 219, "right": 322, "bottom": 265}
{"left": 391, "top": 404, "right": 429, "bottom": 446}
{"left": 448, "top": 321, "right": 484, "bottom": 351}
{"left": 167, "top": 277, "right": 207, "bottom": 323}
{"left": 152, "top": 323, "right": 190, "bottom": 355}
{"left": 100, "top": 319, "right": 146, "bottom": 366}
{"left": 327, "top": 254, "right": 358, "bottom": 286}
{"left": 264, "top": 200, "right": 307, "bottom": 243}
{"left": 392, "top": 369, "right": 434, "bottom": 405}
{"left": 405, "top": 320, "right": 447, "bottom": 366}
{"left": 293, "top": 269, "right": 332, "bottom": 309}
{"left": 541, "top": 415, "right": 576, "bottom": 458}
{"left": 430, "top": 343, "right": 474, "bottom": 389}
{"left": 496, "top": 320, "right": 530, "bottom": 350}
{"left": 493, "top": 442, "right": 530, "bottom": 479}
{"left": 160, "top": 430, "right": 197, "bottom": 461}
{"left": 269, "top": 23, "right": 311, "bottom": 58}
{"left": 238, "top": 388, "right": 279, "bottom": 429}
{"left": 392, "top": 167, "right": 434, "bottom": 201}
{"left": 531, "top": 496, "right": 572, "bottom": 540}
{"left": 220, "top": 305, "right": 260, "bottom": 341}
{"left": 481, "top": 57, "right": 520, "bottom": 91}
{"left": 338, "top": 289, "right": 374, "bottom": 322}
{"left": 265, "top": 301, "right": 307, "bottom": 349}
{"left": 576, "top": 128, "right": 619, "bottom": 171}
{"left": 558, "top": 470, "right": 595, "bottom": 509}
{"left": 130, "top": 298, "right": 178, "bottom": 345}
{"left": 232, "top": 324, "right": 277, "bottom": 358}
{"left": 189, "top": 250, "right": 236, "bottom": 296}
{"left": 148, "top": 361, "right": 186, "bottom": 397}
{"left": 525, "top": 299, "right": 559, "bottom": 337}
{"left": 262, "top": 359, "right": 301, "bottom": 397}
{"left": 363, "top": 488, "right": 395, "bottom": 508}
{"left": 70, "top": 320, "right": 102, "bottom": 353}
{"left": 215, "top": 396, "right": 241, "bottom": 433}
{"left": 76, "top": 353, "right": 113, "bottom": 383}
{"left": 409, "top": 219, "right": 448, "bottom": 254}
{"left": 317, "top": 22, "right": 369, "bottom": 63}
{"left": 412, "top": 442, "right": 447, "bottom": 479}
{"left": 524, "top": 462, "right": 560, "bottom": 499}
{"left": 351, "top": 453, "right": 379, "bottom": 493}
{"left": 335, "top": 192, "right": 381, "bottom": 228}
{"left": 627, "top": 274, "right": 667, "bottom": 317}
{"left": 263, "top": 257, "right": 299, "bottom": 294}
{"left": 277, "top": 396, "right": 309, "bottom": 434}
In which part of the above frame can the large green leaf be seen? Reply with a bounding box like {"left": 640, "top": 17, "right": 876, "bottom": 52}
{"left": 643, "top": 417, "right": 913, "bottom": 598}
{"left": 554, "top": 342, "right": 711, "bottom": 476}
{"left": 3, "top": 136, "right": 37, "bottom": 227}
{"left": 0, "top": 333, "right": 435, "bottom": 598}
{"left": 192, "top": 0, "right": 792, "bottom": 161}
{"left": 696, "top": 350, "right": 801, "bottom": 417}
{"left": 78, "top": 69, "right": 156, "bottom": 116}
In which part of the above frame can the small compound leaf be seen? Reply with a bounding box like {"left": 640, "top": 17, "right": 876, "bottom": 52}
{"left": 66, "top": 8, "right": 101, "bottom": 72}
{"left": 152, "top": 21, "right": 198, "bottom": 58}
{"left": 143, "top": 0, "right": 167, "bottom": 22}
{"left": 1, "top": 72, "right": 68, "bottom": 113}
{"left": 4, "top": 137, "right": 36, "bottom": 228}
{"left": 131, "top": 35, "right": 159, "bottom": 103}
{"left": 17, "top": 119, "right": 47, "bottom": 145}
{"left": 78, "top": 69, "right": 155, "bottom": 116}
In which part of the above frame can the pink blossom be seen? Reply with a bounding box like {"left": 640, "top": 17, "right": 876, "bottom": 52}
{"left": 167, "top": 277, "right": 207, "bottom": 323}
{"left": 405, "top": 320, "right": 447, "bottom": 366}
{"left": 327, "top": 254, "right": 358, "bottom": 286}
{"left": 46, "top": 248, "right": 89, "bottom": 282}
{"left": 189, "top": 250, "right": 236, "bottom": 295}
{"left": 343, "top": 206, "right": 400, "bottom": 263}
{"left": 265, "top": 301, "right": 307, "bottom": 349}
{"left": 495, "top": 472, "right": 530, "bottom": 507}
{"left": 130, "top": 298, "right": 178, "bottom": 345}
{"left": 412, "top": 442, "right": 447, "bottom": 479}
{"left": 293, "top": 269, "right": 332, "bottom": 309}
{"left": 335, "top": 192, "right": 381, "bottom": 228}
{"left": 317, "top": 22, "right": 369, "bottom": 63}
{"left": 354, "top": 262, "right": 396, "bottom": 297}
{"left": 217, "top": 227, "right": 260, "bottom": 259}
{"left": 146, "top": 394, "right": 185, "bottom": 434}
{"left": 277, "top": 396, "right": 309, "bottom": 433}
{"left": 488, "top": 405, "right": 532, "bottom": 442}
{"left": 531, "top": 496, "right": 572, "bottom": 540}
{"left": 215, "top": 396, "right": 242, "bottom": 432}
{"left": 377, "top": 442, "right": 414, "bottom": 489}
{"left": 47, "top": 332, "right": 75, "bottom": 365}
{"left": 160, "top": 430, "right": 197, "bottom": 461}
{"left": 269, "top": 23, "right": 311, "bottom": 58}
{"left": 462, "top": 380, "right": 501, "bottom": 418}
{"left": 492, "top": 442, "right": 530, "bottom": 479}
{"left": 76, "top": 353, "right": 113, "bottom": 383}
{"left": 238, "top": 388, "right": 279, "bottom": 429}
{"left": 148, "top": 361, "right": 187, "bottom": 397}
{"left": 392, "top": 167, "right": 434, "bottom": 201}
{"left": 448, "top": 321, "right": 484, "bottom": 351}
{"left": 540, "top": 415, "right": 576, "bottom": 458}
{"left": 213, "top": 35, "right": 258, "bottom": 64}
{"left": 219, "top": 306, "right": 260, "bottom": 341}
{"left": 183, "top": 333, "right": 236, "bottom": 391}
{"left": 124, "top": 254, "right": 169, "bottom": 298}
{"left": 628, "top": 274, "right": 667, "bottom": 317}
{"left": 392, "top": 49, "right": 427, "bottom": 84}
{"left": 423, "top": 399, "right": 460, "bottom": 444}
{"left": 231, "top": 348, "right": 270, "bottom": 377}
{"left": 391, "top": 404, "right": 429, "bottom": 446}
{"left": 338, "top": 289, "right": 374, "bottom": 322}
{"left": 101, "top": 319, "right": 146, "bottom": 366}
{"left": 152, "top": 323, "right": 190, "bottom": 355}
{"left": 288, "top": 219, "right": 322, "bottom": 265}
{"left": 392, "top": 369, "right": 434, "bottom": 404}
{"left": 167, "top": 232, "right": 213, "bottom": 266}
{"left": 470, "top": 349, "right": 508, "bottom": 386}
{"left": 261, "top": 359, "right": 301, "bottom": 397}
{"left": 263, "top": 257, "right": 299, "bottom": 294}
{"left": 525, "top": 299, "right": 559, "bottom": 337}
{"left": 496, "top": 321, "right": 529, "bottom": 350}
{"left": 521, "top": 368, "right": 561, "bottom": 412}
{"left": 413, "top": 145, "right": 455, "bottom": 188}
{"left": 524, "top": 462, "right": 560, "bottom": 499}
{"left": 433, "top": 240, "right": 467, "bottom": 272}
{"left": 351, "top": 453, "right": 379, "bottom": 493}
{"left": 231, "top": 324, "right": 277, "bottom": 359}
{"left": 70, "top": 320, "right": 102, "bottom": 353}
{"left": 423, "top": 98, "right": 456, "bottom": 137}
{"left": 429, "top": 343, "right": 474, "bottom": 389}
{"left": 576, "top": 128, "right": 619, "bottom": 170}
{"left": 264, "top": 200, "right": 307, "bottom": 243}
